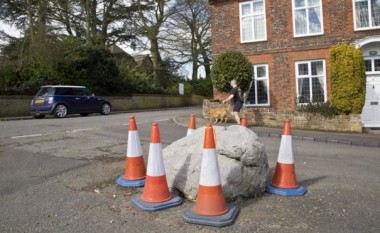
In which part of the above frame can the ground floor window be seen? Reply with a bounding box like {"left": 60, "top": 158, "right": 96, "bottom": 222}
{"left": 364, "top": 56, "right": 380, "bottom": 72}
{"left": 295, "top": 60, "right": 326, "bottom": 103}
{"left": 245, "top": 64, "right": 269, "bottom": 106}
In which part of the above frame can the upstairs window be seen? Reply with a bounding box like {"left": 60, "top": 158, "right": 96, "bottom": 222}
{"left": 245, "top": 64, "right": 270, "bottom": 106}
{"left": 354, "top": 0, "right": 380, "bottom": 30}
{"left": 239, "top": 0, "right": 267, "bottom": 43}
{"left": 295, "top": 60, "right": 326, "bottom": 103}
{"left": 292, "top": 0, "right": 324, "bottom": 37}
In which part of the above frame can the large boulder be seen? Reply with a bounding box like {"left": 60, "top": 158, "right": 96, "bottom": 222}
{"left": 163, "top": 125, "right": 268, "bottom": 201}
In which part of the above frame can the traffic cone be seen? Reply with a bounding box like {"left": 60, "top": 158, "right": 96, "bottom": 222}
{"left": 187, "top": 114, "right": 196, "bottom": 136}
{"left": 241, "top": 115, "right": 248, "bottom": 127}
{"left": 131, "top": 122, "right": 182, "bottom": 211}
{"left": 266, "top": 119, "right": 307, "bottom": 196}
{"left": 183, "top": 123, "right": 239, "bottom": 227}
{"left": 116, "top": 115, "right": 146, "bottom": 187}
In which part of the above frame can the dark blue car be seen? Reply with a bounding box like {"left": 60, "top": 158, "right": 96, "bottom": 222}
{"left": 30, "top": 85, "right": 111, "bottom": 118}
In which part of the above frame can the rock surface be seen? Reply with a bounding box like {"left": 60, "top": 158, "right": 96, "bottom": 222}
{"left": 163, "top": 125, "right": 268, "bottom": 201}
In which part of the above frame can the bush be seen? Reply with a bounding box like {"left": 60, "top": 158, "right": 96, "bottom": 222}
{"left": 165, "top": 78, "right": 212, "bottom": 97}
{"left": 119, "top": 64, "right": 165, "bottom": 94}
{"left": 211, "top": 50, "right": 253, "bottom": 93}
{"left": 189, "top": 78, "right": 213, "bottom": 97}
{"left": 330, "top": 43, "right": 366, "bottom": 114}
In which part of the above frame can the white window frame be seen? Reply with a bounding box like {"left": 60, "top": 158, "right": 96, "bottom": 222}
{"left": 239, "top": 0, "right": 267, "bottom": 43}
{"left": 245, "top": 64, "right": 270, "bottom": 106}
{"left": 295, "top": 59, "right": 327, "bottom": 104}
{"left": 292, "top": 0, "right": 324, "bottom": 37}
{"left": 353, "top": 0, "right": 380, "bottom": 31}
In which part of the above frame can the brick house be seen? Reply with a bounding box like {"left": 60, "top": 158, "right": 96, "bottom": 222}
{"left": 209, "top": 0, "right": 380, "bottom": 127}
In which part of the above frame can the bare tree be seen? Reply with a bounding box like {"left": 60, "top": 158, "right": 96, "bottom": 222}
{"left": 164, "top": 0, "right": 211, "bottom": 80}
{"left": 126, "top": 0, "right": 178, "bottom": 87}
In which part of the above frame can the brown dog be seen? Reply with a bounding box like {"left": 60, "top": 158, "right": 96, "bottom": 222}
{"left": 208, "top": 104, "right": 231, "bottom": 124}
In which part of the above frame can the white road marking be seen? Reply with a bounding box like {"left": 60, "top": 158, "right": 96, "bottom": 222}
{"left": 10, "top": 128, "right": 94, "bottom": 139}
{"left": 123, "top": 119, "right": 168, "bottom": 126}
{"left": 66, "top": 128, "right": 94, "bottom": 133}
{"left": 11, "top": 134, "right": 43, "bottom": 139}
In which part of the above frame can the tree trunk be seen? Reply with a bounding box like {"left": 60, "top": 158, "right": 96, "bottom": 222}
{"left": 197, "top": 36, "right": 211, "bottom": 79}
{"left": 38, "top": 0, "right": 48, "bottom": 40}
{"left": 85, "top": 0, "right": 92, "bottom": 45}
{"left": 201, "top": 51, "right": 211, "bottom": 79}
{"left": 90, "top": 0, "right": 97, "bottom": 45}
{"left": 191, "top": 36, "right": 198, "bottom": 80}
{"left": 27, "top": 0, "right": 34, "bottom": 42}
{"left": 150, "top": 38, "right": 162, "bottom": 87}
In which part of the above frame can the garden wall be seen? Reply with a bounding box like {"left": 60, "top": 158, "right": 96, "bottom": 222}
{"left": 203, "top": 99, "right": 362, "bottom": 133}
{"left": 0, "top": 95, "right": 204, "bottom": 118}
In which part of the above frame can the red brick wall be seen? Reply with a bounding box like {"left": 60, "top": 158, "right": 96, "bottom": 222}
{"left": 210, "top": 0, "right": 380, "bottom": 110}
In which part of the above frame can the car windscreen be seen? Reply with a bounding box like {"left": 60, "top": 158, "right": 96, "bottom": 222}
{"left": 36, "top": 87, "right": 54, "bottom": 97}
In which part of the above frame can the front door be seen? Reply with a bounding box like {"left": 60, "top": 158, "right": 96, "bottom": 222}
{"left": 362, "top": 72, "right": 380, "bottom": 128}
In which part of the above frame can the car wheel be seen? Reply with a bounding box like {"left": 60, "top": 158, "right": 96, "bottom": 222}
{"left": 33, "top": 115, "right": 45, "bottom": 119}
{"left": 54, "top": 104, "right": 68, "bottom": 118}
{"left": 100, "top": 103, "right": 111, "bottom": 115}
{"left": 80, "top": 113, "right": 89, "bottom": 117}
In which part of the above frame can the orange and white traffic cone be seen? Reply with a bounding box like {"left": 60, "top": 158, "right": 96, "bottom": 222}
{"left": 183, "top": 123, "right": 239, "bottom": 227}
{"left": 131, "top": 122, "right": 182, "bottom": 211}
{"left": 241, "top": 115, "right": 248, "bottom": 127}
{"left": 187, "top": 114, "right": 196, "bottom": 136}
{"left": 266, "top": 119, "right": 307, "bottom": 196}
{"left": 116, "top": 115, "right": 146, "bottom": 187}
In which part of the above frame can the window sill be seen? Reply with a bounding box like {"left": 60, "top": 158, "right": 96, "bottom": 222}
{"left": 244, "top": 104, "right": 270, "bottom": 107}
{"left": 354, "top": 27, "right": 380, "bottom": 32}
{"left": 240, "top": 39, "right": 267, "bottom": 44}
{"left": 293, "top": 33, "right": 324, "bottom": 38}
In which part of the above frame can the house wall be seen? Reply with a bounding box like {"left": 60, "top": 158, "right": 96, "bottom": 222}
{"left": 210, "top": 0, "right": 380, "bottom": 110}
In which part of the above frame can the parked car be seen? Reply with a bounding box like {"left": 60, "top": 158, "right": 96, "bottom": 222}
{"left": 30, "top": 85, "right": 111, "bottom": 119}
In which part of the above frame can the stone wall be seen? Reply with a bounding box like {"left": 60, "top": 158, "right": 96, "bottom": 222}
{"left": 0, "top": 95, "right": 203, "bottom": 118}
{"left": 203, "top": 99, "right": 362, "bottom": 133}
{"left": 242, "top": 107, "right": 362, "bottom": 133}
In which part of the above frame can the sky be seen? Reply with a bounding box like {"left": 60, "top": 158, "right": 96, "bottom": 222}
{"left": 0, "top": 22, "right": 21, "bottom": 39}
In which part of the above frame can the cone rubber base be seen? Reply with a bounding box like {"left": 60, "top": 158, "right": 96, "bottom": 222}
{"left": 266, "top": 184, "right": 307, "bottom": 196}
{"left": 183, "top": 203, "right": 239, "bottom": 227}
{"left": 131, "top": 193, "right": 182, "bottom": 212}
{"left": 116, "top": 175, "right": 145, "bottom": 188}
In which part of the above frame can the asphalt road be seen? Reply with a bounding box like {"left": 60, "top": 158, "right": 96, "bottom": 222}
{"left": 0, "top": 107, "right": 379, "bottom": 233}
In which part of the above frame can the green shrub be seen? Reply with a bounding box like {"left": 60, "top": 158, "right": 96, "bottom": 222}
{"left": 189, "top": 78, "right": 213, "bottom": 97}
{"left": 330, "top": 43, "right": 366, "bottom": 114}
{"left": 211, "top": 50, "right": 253, "bottom": 93}
{"left": 166, "top": 78, "right": 213, "bottom": 97}
{"left": 119, "top": 64, "right": 165, "bottom": 94}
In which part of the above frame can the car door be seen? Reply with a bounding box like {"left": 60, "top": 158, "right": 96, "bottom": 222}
{"left": 54, "top": 87, "right": 78, "bottom": 113}
{"left": 73, "top": 87, "right": 101, "bottom": 113}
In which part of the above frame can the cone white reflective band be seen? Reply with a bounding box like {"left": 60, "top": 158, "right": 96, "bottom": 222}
{"left": 127, "top": 131, "right": 142, "bottom": 157}
{"left": 186, "top": 129, "right": 195, "bottom": 136}
{"left": 277, "top": 135, "right": 294, "bottom": 164}
{"left": 199, "top": 148, "right": 222, "bottom": 186}
{"left": 146, "top": 143, "right": 165, "bottom": 176}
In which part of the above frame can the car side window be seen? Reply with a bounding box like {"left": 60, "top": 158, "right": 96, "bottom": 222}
{"left": 55, "top": 88, "right": 74, "bottom": 96}
{"left": 74, "top": 88, "right": 93, "bottom": 96}
{"left": 36, "top": 87, "right": 53, "bottom": 96}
